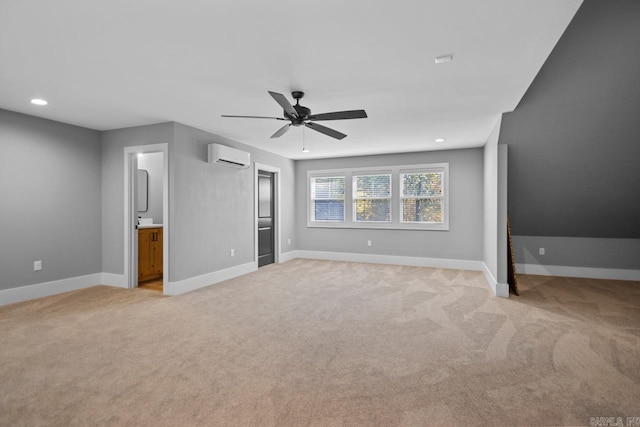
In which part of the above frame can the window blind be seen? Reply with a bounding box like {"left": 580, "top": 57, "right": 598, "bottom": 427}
{"left": 311, "top": 176, "right": 345, "bottom": 222}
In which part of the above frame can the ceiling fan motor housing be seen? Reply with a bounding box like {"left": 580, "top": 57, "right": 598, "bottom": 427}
{"left": 291, "top": 105, "right": 310, "bottom": 125}
{"left": 289, "top": 91, "right": 309, "bottom": 125}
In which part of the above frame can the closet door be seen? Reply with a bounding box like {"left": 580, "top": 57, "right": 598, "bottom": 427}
{"left": 257, "top": 171, "right": 275, "bottom": 267}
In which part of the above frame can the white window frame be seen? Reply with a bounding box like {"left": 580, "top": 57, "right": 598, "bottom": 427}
{"left": 399, "top": 167, "right": 447, "bottom": 228}
{"left": 307, "top": 163, "right": 449, "bottom": 230}
{"left": 352, "top": 171, "right": 392, "bottom": 223}
{"left": 309, "top": 174, "right": 346, "bottom": 223}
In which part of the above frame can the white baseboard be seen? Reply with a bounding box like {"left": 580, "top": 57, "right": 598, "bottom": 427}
{"left": 481, "top": 264, "right": 510, "bottom": 298}
{"left": 278, "top": 251, "right": 297, "bottom": 263}
{"left": 165, "top": 261, "right": 257, "bottom": 296}
{"left": 101, "top": 273, "right": 128, "bottom": 288}
{"left": 293, "top": 250, "right": 484, "bottom": 271}
{"left": 516, "top": 263, "right": 640, "bottom": 281}
{"left": 0, "top": 273, "right": 103, "bottom": 306}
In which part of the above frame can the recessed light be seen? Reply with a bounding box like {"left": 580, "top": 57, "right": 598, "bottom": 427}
{"left": 435, "top": 138, "right": 445, "bottom": 143}
{"left": 302, "top": 148, "right": 310, "bottom": 153}
{"left": 434, "top": 55, "right": 453, "bottom": 64}
{"left": 30, "top": 98, "right": 48, "bottom": 106}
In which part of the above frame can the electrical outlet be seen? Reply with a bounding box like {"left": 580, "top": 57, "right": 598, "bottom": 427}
{"left": 34, "top": 260, "right": 42, "bottom": 271}
{"left": 539, "top": 248, "right": 545, "bottom": 255}
{"left": 367, "top": 240, "right": 372, "bottom": 247}
{"left": 230, "top": 249, "right": 235, "bottom": 257}
{"left": 288, "top": 238, "right": 291, "bottom": 245}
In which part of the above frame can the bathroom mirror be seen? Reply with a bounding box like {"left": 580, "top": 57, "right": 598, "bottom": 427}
{"left": 137, "top": 169, "right": 148, "bottom": 212}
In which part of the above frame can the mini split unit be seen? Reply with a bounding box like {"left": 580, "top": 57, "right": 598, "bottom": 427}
{"left": 207, "top": 143, "right": 250, "bottom": 169}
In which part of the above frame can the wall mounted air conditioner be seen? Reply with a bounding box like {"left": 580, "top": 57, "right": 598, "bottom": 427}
{"left": 208, "top": 143, "right": 250, "bottom": 169}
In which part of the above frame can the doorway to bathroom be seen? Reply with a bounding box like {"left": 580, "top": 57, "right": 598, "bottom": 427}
{"left": 137, "top": 152, "right": 164, "bottom": 291}
{"left": 124, "top": 143, "right": 169, "bottom": 294}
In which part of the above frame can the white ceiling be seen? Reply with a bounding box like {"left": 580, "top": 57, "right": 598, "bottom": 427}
{"left": 0, "top": 0, "right": 582, "bottom": 159}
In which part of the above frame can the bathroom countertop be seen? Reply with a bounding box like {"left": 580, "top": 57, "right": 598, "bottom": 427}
{"left": 138, "top": 224, "right": 163, "bottom": 229}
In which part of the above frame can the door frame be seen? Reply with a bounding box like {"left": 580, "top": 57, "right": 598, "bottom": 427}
{"left": 124, "top": 143, "right": 169, "bottom": 292}
{"left": 254, "top": 162, "right": 281, "bottom": 265}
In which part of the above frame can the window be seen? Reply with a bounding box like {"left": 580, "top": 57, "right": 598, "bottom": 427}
{"left": 353, "top": 173, "right": 391, "bottom": 222}
{"left": 400, "top": 169, "right": 444, "bottom": 224}
{"left": 310, "top": 176, "right": 345, "bottom": 222}
{"left": 308, "top": 163, "right": 448, "bottom": 230}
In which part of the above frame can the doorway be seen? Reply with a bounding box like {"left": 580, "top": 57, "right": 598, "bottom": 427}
{"left": 258, "top": 171, "right": 275, "bottom": 267}
{"left": 137, "top": 152, "right": 164, "bottom": 292}
{"left": 124, "top": 143, "right": 169, "bottom": 293}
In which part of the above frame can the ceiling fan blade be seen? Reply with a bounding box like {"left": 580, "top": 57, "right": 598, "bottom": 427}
{"left": 305, "top": 122, "right": 347, "bottom": 140}
{"left": 270, "top": 124, "right": 291, "bottom": 138}
{"left": 221, "top": 115, "right": 286, "bottom": 120}
{"left": 268, "top": 91, "right": 298, "bottom": 119}
{"left": 308, "top": 110, "right": 368, "bottom": 121}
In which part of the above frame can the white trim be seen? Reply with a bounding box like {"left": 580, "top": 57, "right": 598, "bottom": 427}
{"left": 124, "top": 148, "right": 137, "bottom": 289}
{"left": 101, "top": 273, "right": 128, "bottom": 288}
{"left": 254, "top": 162, "right": 281, "bottom": 266}
{"left": 516, "top": 263, "right": 640, "bottom": 281}
{"left": 482, "top": 263, "right": 510, "bottom": 298}
{"left": 165, "top": 262, "right": 257, "bottom": 296}
{"left": 292, "top": 250, "right": 483, "bottom": 270}
{"left": 123, "top": 143, "right": 169, "bottom": 293}
{"left": 279, "top": 251, "right": 298, "bottom": 263}
{"left": 0, "top": 273, "right": 102, "bottom": 306}
{"left": 161, "top": 147, "right": 169, "bottom": 294}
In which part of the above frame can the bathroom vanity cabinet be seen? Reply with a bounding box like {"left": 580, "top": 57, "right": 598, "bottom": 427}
{"left": 138, "top": 227, "right": 163, "bottom": 282}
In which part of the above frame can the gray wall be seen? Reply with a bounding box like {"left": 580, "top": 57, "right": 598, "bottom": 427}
{"left": 137, "top": 152, "right": 163, "bottom": 224}
{"left": 499, "top": 0, "right": 640, "bottom": 269}
{"left": 171, "top": 123, "right": 295, "bottom": 282}
{"left": 0, "top": 109, "right": 102, "bottom": 290}
{"left": 295, "top": 148, "right": 484, "bottom": 261}
{"left": 101, "top": 122, "right": 174, "bottom": 275}
{"left": 5, "top": 115, "right": 296, "bottom": 287}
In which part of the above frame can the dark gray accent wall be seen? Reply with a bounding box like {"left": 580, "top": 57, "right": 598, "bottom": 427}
{"left": 295, "top": 148, "right": 484, "bottom": 261}
{"left": 0, "top": 109, "right": 102, "bottom": 290}
{"left": 513, "top": 235, "right": 640, "bottom": 270}
{"left": 500, "top": 0, "right": 640, "bottom": 238}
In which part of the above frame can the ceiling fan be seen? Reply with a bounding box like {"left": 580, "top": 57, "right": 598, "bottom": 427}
{"left": 222, "top": 91, "right": 367, "bottom": 140}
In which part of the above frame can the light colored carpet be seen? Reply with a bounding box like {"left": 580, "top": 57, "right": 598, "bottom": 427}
{"left": 1, "top": 259, "right": 639, "bottom": 426}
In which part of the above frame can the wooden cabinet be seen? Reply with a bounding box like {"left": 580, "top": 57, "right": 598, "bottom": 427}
{"left": 138, "top": 227, "right": 163, "bottom": 282}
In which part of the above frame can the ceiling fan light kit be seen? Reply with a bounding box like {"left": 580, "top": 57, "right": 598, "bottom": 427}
{"left": 222, "top": 90, "right": 367, "bottom": 141}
